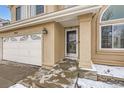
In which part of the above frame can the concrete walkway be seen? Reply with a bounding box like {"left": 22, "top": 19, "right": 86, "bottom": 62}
{"left": 0, "top": 63, "right": 39, "bottom": 88}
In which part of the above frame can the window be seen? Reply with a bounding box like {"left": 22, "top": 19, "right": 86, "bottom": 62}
{"left": 101, "top": 26, "right": 112, "bottom": 48}
{"left": 16, "top": 6, "right": 21, "bottom": 21}
{"left": 30, "top": 5, "right": 44, "bottom": 17}
{"left": 100, "top": 5, "right": 124, "bottom": 49}
{"left": 102, "top": 5, "right": 124, "bottom": 21}
{"left": 36, "top": 5, "right": 44, "bottom": 15}
{"left": 113, "top": 24, "right": 124, "bottom": 48}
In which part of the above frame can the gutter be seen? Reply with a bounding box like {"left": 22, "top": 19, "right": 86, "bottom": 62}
{"left": 0, "top": 5, "right": 102, "bottom": 32}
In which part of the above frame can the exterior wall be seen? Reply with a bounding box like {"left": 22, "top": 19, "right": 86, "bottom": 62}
{"left": 91, "top": 6, "right": 124, "bottom": 66}
{"left": 0, "top": 22, "right": 56, "bottom": 67}
{"left": 0, "top": 21, "right": 65, "bottom": 67}
{"left": 10, "top": 5, "right": 59, "bottom": 22}
{"left": 3, "top": 5, "right": 124, "bottom": 67}
{"left": 46, "top": 5, "right": 59, "bottom": 13}
{"left": 10, "top": 6, "right": 16, "bottom": 22}
{"left": 79, "top": 13, "right": 93, "bottom": 69}
{"left": 42, "top": 22, "right": 64, "bottom": 67}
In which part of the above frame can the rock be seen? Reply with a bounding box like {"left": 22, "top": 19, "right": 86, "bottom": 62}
{"left": 97, "top": 74, "right": 124, "bottom": 85}
{"left": 79, "top": 69, "right": 97, "bottom": 81}
{"left": 35, "top": 81, "right": 63, "bottom": 88}
{"left": 49, "top": 74, "right": 70, "bottom": 85}
{"left": 22, "top": 78, "right": 33, "bottom": 86}
{"left": 18, "top": 59, "right": 79, "bottom": 88}
{"left": 64, "top": 71, "right": 78, "bottom": 79}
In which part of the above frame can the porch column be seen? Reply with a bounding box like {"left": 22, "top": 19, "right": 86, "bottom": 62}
{"left": 42, "top": 22, "right": 64, "bottom": 68}
{"left": 79, "top": 13, "right": 93, "bottom": 69}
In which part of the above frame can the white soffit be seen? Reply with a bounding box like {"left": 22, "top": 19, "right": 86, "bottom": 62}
{"left": 59, "top": 18, "right": 79, "bottom": 27}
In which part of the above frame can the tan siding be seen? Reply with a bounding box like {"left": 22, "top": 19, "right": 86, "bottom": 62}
{"left": 54, "top": 22, "right": 64, "bottom": 63}
{"left": 10, "top": 6, "right": 16, "bottom": 23}
{"left": 0, "top": 22, "right": 56, "bottom": 67}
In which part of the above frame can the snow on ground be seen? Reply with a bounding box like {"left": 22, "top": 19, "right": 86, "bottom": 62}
{"left": 94, "top": 64, "right": 124, "bottom": 78}
{"left": 10, "top": 78, "right": 124, "bottom": 88}
{"left": 75, "top": 78, "right": 124, "bottom": 88}
{"left": 9, "top": 84, "right": 27, "bottom": 88}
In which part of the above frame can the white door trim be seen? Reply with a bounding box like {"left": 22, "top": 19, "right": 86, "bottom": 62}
{"left": 65, "top": 27, "right": 78, "bottom": 59}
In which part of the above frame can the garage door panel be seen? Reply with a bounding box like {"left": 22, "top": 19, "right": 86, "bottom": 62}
{"left": 19, "top": 49, "right": 29, "bottom": 57}
{"left": 16, "top": 57, "right": 29, "bottom": 64}
{"left": 3, "top": 34, "right": 42, "bottom": 66}
{"left": 29, "top": 57, "right": 41, "bottom": 66}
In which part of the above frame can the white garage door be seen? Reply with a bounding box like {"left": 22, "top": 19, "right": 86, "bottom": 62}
{"left": 3, "top": 34, "right": 42, "bottom": 66}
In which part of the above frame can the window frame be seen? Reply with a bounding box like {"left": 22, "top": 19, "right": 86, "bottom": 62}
{"left": 99, "top": 6, "right": 124, "bottom": 51}
{"left": 16, "top": 6, "right": 21, "bottom": 21}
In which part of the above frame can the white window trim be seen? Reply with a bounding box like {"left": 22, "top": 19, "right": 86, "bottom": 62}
{"left": 30, "top": 5, "right": 36, "bottom": 17}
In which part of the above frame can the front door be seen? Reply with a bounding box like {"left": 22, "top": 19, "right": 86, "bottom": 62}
{"left": 65, "top": 28, "right": 78, "bottom": 59}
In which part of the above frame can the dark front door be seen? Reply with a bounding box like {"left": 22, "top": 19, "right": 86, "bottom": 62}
{"left": 65, "top": 29, "right": 78, "bottom": 59}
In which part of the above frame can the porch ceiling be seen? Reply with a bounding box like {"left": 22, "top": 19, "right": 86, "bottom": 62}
{"left": 57, "top": 18, "right": 79, "bottom": 27}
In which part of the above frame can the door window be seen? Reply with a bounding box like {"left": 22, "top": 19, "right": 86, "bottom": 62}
{"left": 67, "top": 31, "right": 76, "bottom": 54}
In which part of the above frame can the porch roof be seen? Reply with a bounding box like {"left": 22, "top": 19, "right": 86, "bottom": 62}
{"left": 0, "top": 5, "right": 102, "bottom": 32}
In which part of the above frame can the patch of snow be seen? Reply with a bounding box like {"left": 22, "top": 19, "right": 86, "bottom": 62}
{"left": 9, "top": 84, "right": 27, "bottom": 88}
{"left": 50, "top": 69, "right": 63, "bottom": 74}
{"left": 61, "top": 73, "right": 66, "bottom": 78}
{"left": 94, "top": 64, "right": 124, "bottom": 78}
{"left": 68, "top": 67, "right": 77, "bottom": 71}
{"left": 71, "top": 78, "right": 124, "bottom": 88}
{"left": 52, "top": 79, "right": 59, "bottom": 83}
{"left": 39, "top": 74, "right": 53, "bottom": 83}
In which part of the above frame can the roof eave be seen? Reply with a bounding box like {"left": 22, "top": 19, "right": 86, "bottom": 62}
{"left": 0, "top": 5, "right": 102, "bottom": 32}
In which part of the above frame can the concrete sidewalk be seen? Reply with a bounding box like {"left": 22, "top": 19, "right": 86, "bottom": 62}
{"left": 0, "top": 63, "right": 39, "bottom": 88}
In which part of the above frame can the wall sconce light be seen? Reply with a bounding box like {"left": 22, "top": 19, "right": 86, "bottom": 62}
{"left": 42, "top": 28, "right": 48, "bottom": 34}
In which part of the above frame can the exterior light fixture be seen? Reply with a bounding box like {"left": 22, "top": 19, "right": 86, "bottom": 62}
{"left": 42, "top": 28, "right": 48, "bottom": 34}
